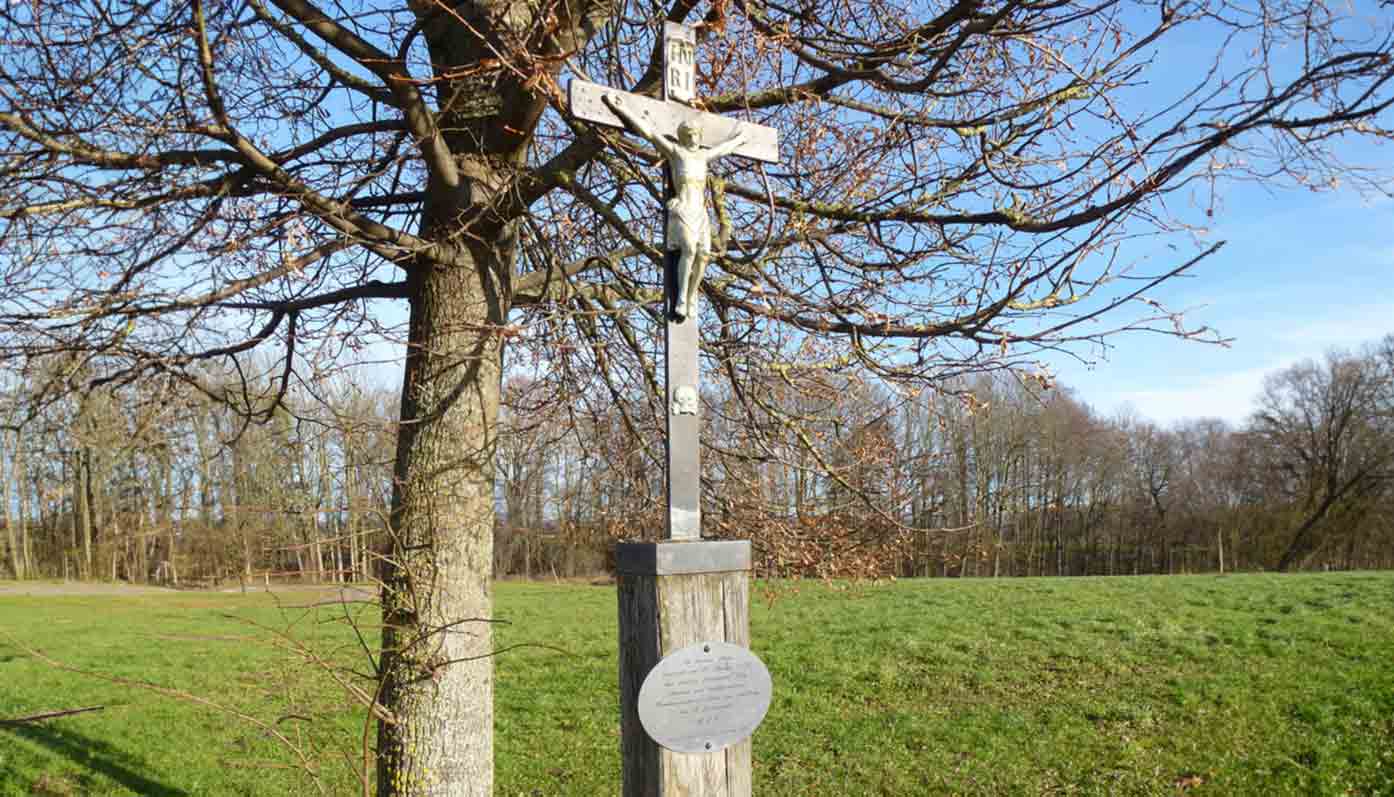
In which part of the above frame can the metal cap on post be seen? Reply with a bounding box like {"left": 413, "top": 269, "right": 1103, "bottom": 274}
{"left": 615, "top": 540, "right": 752, "bottom": 576}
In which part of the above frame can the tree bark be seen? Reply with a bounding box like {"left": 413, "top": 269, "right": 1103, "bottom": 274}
{"left": 18, "top": 429, "right": 31, "bottom": 577}
{"left": 72, "top": 448, "right": 92, "bottom": 579}
{"left": 377, "top": 234, "right": 509, "bottom": 796}
{"left": 347, "top": 448, "right": 361, "bottom": 581}
{"left": 93, "top": 442, "right": 111, "bottom": 552}
{"left": 2, "top": 431, "right": 20, "bottom": 579}
{"left": 135, "top": 504, "right": 148, "bottom": 583}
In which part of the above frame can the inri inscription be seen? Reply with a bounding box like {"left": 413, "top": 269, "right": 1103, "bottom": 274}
{"left": 636, "top": 640, "right": 773, "bottom": 755}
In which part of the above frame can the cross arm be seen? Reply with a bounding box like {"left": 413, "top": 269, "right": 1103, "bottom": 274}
{"left": 704, "top": 128, "right": 748, "bottom": 159}
{"left": 602, "top": 94, "right": 676, "bottom": 159}
{"left": 568, "top": 79, "right": 779, "bottom": 164}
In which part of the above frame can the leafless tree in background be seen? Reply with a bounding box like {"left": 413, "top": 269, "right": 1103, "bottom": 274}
{"left": 3, "top": 0, "right": 1393, "bottom": 791}
{"left": 1251, "top": 341, "right": 1394, "bottom": 570}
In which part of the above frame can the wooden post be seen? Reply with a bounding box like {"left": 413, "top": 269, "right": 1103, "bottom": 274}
{"left": 616, "top": 541, "right": 752, "bottom": 797}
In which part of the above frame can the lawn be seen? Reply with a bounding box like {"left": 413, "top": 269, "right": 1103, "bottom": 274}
{"left": 1, "top": 573, "right": 1392, "bottom": 796}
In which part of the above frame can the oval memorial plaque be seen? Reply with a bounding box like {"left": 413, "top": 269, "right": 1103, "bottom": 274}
{"left": 636, "top": 640, "right": 773, "bottom": 754}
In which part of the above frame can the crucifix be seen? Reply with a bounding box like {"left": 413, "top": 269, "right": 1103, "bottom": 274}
{"left": 569, "top": 22, "right": 778, "bottom": 541}
{"left": 569, "top": 22, "right": 779, "bottom": 797}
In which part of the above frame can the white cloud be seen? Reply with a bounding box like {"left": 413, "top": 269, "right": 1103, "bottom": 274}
{"left": 1276, "top": 302, "right": 1394, "bottom": 349}
{"left": 1096, "top": 362, "right": 1281, "bottom": 426}
{"left": 1074, "top": 297, "right": 1393, "bottom": 427}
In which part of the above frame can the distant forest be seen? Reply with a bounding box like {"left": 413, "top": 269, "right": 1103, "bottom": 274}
{"left": 2, "top": 334, "right": 1391, "bottom": 585}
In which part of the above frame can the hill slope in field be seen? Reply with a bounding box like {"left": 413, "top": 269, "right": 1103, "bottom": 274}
{"left": 1, "top": 573, "right": 1391, "bottom": 796}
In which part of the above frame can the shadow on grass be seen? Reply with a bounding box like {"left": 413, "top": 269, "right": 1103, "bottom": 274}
{"left": 1, "top": 722, "right": 188, "bottom": 797}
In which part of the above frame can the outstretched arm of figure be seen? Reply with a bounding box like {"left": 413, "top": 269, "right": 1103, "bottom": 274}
{"left": 706, "top": 129, "right": 748, "bottom": 159}
{"left": 602, "top": 94, "right": 675, "bottom": 158}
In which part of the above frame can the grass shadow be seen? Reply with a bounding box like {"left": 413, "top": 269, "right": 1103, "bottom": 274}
{"left": 1, "top": 722, "right": 189, "bottom": 797}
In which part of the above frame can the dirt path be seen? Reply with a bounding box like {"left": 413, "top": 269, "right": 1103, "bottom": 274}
{"left": 0, "top": 580, "right": 376, "bottom": 600}
{"left": 0, "top": 581, "right": 181, "bottom": 597}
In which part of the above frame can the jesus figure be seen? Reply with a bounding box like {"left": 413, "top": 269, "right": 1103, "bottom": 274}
{"left": 603, "top": 93, "right": 747, "bottom": 322}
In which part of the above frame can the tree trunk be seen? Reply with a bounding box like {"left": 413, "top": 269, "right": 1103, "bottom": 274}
{"left": 194, "top": 417, "right": 216, "bottom": 528}
{"left": 315, "top": 436, "right": 332, "bottom": 582}
{"left": 168, "top": 529, "right": 179, "bottom": 586}
{"left": 308, "top": 518, "right": 323, "bottom": 583}
{"left": 3, "top": 431, "right": 20, "bottom": 579}
{"left": 28, "top": 446, "right": 43, "bottom": 577}
{"left": 242, "top": 528, "right": 254, "bottom": 579}
{"left": 87, "top": 446, "right": 105, "bottom": 576}
{"left": 347, "top": 448, "right": 360, "bottom": 582}
{"left": 73, "top": 449, "right": 92, "bottom": 579}
{"left": 136, "top": 506, "right": 148, "bottom": 583}
{"left": 18, "top": 431, "right": 31, "bottom": 577}
{"left": 376, "top": 239, "right": 508, "bottom": 796}
{"left": 1275, "top": 471, "right": 1377, "bottom": 571}
{"left": 333, "top": 535, "right": 344, "bottom": 584}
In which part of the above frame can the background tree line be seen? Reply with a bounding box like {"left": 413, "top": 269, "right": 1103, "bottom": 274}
{"left": 0, "top": 365, "right": 398, "bottom": 586}
{"left": 4, "top": 333, "right": 1389, "bottom": 584}
{"left": 6, "top": 0, "right": 1393, "bottom": 788}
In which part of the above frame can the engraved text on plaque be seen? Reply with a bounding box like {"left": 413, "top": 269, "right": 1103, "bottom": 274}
{"left": 636, "top": 640, "right": 773, "bottom": 755}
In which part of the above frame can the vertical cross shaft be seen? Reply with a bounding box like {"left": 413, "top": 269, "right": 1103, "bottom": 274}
{"left": 664, "top": 290, "right": 702, "bottom": 540}
{"left": 662, "top": 22, "right": 701, "bottom": 541}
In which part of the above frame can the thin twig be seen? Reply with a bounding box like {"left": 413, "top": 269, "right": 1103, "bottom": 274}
{"left": 0, "top": 705, "right": 105, "bottom": 725}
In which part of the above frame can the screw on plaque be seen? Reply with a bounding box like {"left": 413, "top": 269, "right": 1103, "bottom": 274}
{"left": 703, "top": 644, "right": 710, "bottom": 653}
{"left": 705, "top": 742, "right": 713, "bottom": 750}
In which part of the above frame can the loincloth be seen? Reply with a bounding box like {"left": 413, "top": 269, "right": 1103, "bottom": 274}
{"left": 665, "top": 197, "right": 710, "bottom": 253}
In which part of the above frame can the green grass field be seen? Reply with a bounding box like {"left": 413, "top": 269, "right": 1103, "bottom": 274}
{"left": 1, "top": 573, "right": 1392, "bottom": 796}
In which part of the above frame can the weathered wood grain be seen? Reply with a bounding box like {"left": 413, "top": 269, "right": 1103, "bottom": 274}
{"left": 617, "top": 565, "right": 754, "bottom": 796}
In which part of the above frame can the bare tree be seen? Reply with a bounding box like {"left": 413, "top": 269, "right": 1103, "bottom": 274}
{"left": 0, "top": 405, "right": 21, "bottom": 580}
{"left": 1252, "top": 347, "right": 1394, "bottom": 570}
{"left": 4, "top": 0, "right": 1394, "bottom": 791}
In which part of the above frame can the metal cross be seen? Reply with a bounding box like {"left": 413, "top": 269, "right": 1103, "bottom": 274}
{"left": 569, "top": 22, "right": 779, "bottom": 540}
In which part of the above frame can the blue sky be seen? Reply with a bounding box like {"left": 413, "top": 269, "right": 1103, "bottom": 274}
{"left": 1047, "top": 177, "right": 1394, "bottom": 428}
{"left": 1039, "top": 2, "right": 1394, "bottom": 429}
